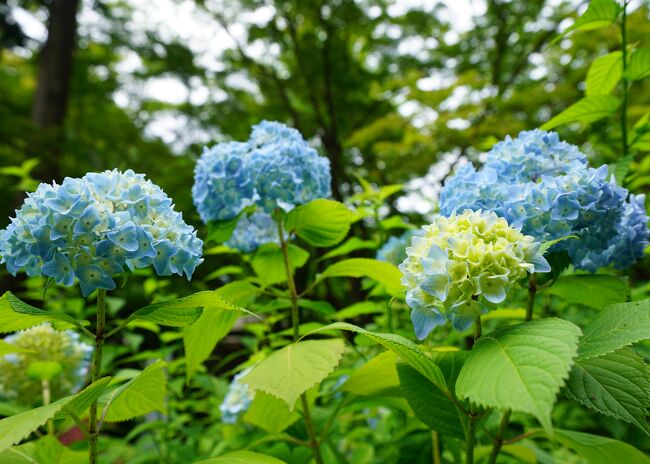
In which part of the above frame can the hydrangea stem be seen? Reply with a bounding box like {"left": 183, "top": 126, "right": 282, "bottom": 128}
{"left": 276, "top": 219, "right": 324, "bottom": 464}
{"left": 526, "top": 274, "right": 537, "bottom": 321}
{"left": 42, "top": 379, "right": 54, "bottom": 435}
{"left": 621, "top": 0, "right": 629, "bottom": 159}
{"left": 88, "top": 289, "right": 107, "bottom": 464}
{"left": 466, "top": 315, "right": 483, "bottom": 464}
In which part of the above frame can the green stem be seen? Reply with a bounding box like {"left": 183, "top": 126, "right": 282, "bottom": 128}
{"left": 526, "top": 274, "right": 537, "bottom": 321}
{"left": 276, "top": 219, "right": 324, "bottom": 464}
{"left": 88, "top": 289, "right": 107, "bottom": 464}
{"left": 487, "top": 409, "right": 512, "bottom": 464}
{"left": 432, "top": 430, "right": 441, "bottom": 464}
{"left": 473, "top": 316, "right": 482, "bottom": 342}
{"left": 42, "top": 379, "right": 54, "bottom": 435}
{"left": 466, "top": 412, "right": 478, "bottom": 464}
{"left": 621, "top": 0, "right": 629, "bottom": 159}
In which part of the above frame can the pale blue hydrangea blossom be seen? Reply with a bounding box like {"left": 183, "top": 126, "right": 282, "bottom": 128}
{"left": 193, "top": 121, "right": 332, "bottom": 252}
{"left": 439, "top": 130, "right": 648, "bottom": 270}
{"left": 0, "top": 169, "right": 204, "bottom": 296}
{"left": 376, "top": 230, "right": 417, "bottom": 266}
{"left": 220, "top": 368, "right": 255, "bottom": 424}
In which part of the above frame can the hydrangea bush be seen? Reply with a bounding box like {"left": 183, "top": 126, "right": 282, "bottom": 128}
{"left": 0, "top": 323, "right": 92, "bottom": 404}
{"left": 399, "top": 209, "right": 550, "bottom": 338}
{"left": 219, "top": 368, "right": 255, "bottom": 424}
{"left": 439, "top": 130, "right": 649, "bottom": 271}
{"left": 0, "top": 169, "right": 204, "bottom": 296}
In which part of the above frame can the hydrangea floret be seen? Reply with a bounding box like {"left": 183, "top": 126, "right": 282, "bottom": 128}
{"left": 439, "top": 130, "right": 649, "bottom": 271}
{"left": 376, "top": 230, "right": 417, "bottom": 266}
{"left": 0, "top": 169, "right": 204, "bottom": 296}
{"left": 192, "top": 121, "right": 331, "bottom": 252}
{"left": 225, "top": 211, "right": 279, "bottom": 253}
{"left": 399, "top": 210, "right": 550, "bottom": 339}
{"left": 219, "top": 368, "right": 255, "bottom": 424}
{"left": 0, "top": 323, "right": 93, "bottom": 405}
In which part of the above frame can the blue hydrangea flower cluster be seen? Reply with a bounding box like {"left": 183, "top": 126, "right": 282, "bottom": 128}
{"left": 220, "top": 368, "right": 255, "bottom": 424}
{"left": 0, "top": 323, "right": 93, "bottom": 404}
{"left": 192, "top": 120, "right": 331, "bottom": 228}
{"left": 225, "top": 211, "right": 279, "bottom": 253}
{"left": 439, "top": 130, "right": 649, "bottom": 271}
{"left": 376, "top": 230, "right": 417, "bottom": 265}
{"left": 0, "top": 169, "right": 204, "bottom": 296}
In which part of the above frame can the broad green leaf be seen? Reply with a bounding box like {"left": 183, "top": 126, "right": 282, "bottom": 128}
{"left": 343, "top": 351, "right": 401, "bottom": 397}
{"left": 380, "top": 215, "right": 417, "bottom": 230}
{"left": 474, "top": 444, "right": 536, "bottom": 464}
{"left": 456, "top": 318, "right": 581, "bottom": 433}
{"left": 541, "top": 96, "right": 620, "bottom": 130}
{"left": 103, "top": 360, "right": 167, "bottom": 422}
{"left": 251, "top": 243, "right": 309, "bottom": 285}
{"left": 627, "top": 48, "right": 650, "bottom": 81}
{"left": 126, "top": 293, "right": 216, "bottom": 327}
{"left": 0, "top": 396, "right": 74, "bottom": 453}
{"left": 319, "top": 237, "right": 377, "bottom": 261}
{"left": 0, "top": 292, "right": 80, "bottom": 333}
{"left": 55, "top": 377, "right": 112, "bottom": 420}
{"left": 319, "top": 258, "right": 403, "bottom": 295}
{"left": 586, "top": 51, "right": 622, "bottom": 96}
{"left": 27, "top": 361, "right": 62, "bottom": 381}
{"left": 397, "top": 363, "right": 465, "bottom": 440}
{"left": 0, "top": 443, "right": 37, "bottom": 464}
{"left": 378, "top": 184, "right": 404, "bottom": 201}
{"left": 609, "top": 153, "right": 635, "bottom": 184}
{"left": 0, "top": 340, "right": 32, "bottom": 357}
{"left": 195, "top": 451, "right": 287, "bottom": 464}
{"left": 548, "top": 275, "right": 628, "bottom": 309}
{"left": 243, "top": 391, "right": 300, "bottom": 433}
{"left": 183, "top": 282, "right": 259, "bottom": 380}
{"left": 284, "top": 199, "right": 357, "bottom": 247}
{"left": 32, "top": 436, "right": 86, "bottom": 464}
{"left": 206, "top": 212, "right": 243, "bottom": 244}
{"left": 242, "top": 339, "right": 345, "bottom": 409}
{"left": 333, "top": 301, "right": 385, "bottom": 320}
{"left": 565, "top": 348, "right": 650, "bottom": 436}
{"left": 554, "top": 429, "right": 650, "bottom": 464}
{"left": 303, "top": 322, "right": 447, "bottom": 394}
{"left": 578, "top": 299, "right": 650, "bottom": 360}
{"left": 552, "top": 0, "right": 622, "bottom": 44}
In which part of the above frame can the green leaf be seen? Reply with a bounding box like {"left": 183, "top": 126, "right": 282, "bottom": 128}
{"left": 343, "top": 351, "right": 401, "bottom": 397}
{"left": 303, "top": 322, "right": 448, "bottom": 394}
{"left": 455, "top": 318, "right": 581, "bottom": 433}
{"left": 0, "top": 396, "right": 74, "bottom": 453}
{"left": 251, "top": 243, "right": 309, "bottom": 285}
{"left": 565, "top": 348, "right": 650, "bottom": 436}
{"left": 27, "top": 361, "right": 62, "bottom": 381}
{"left": 554, "top": 429, "right": 650, "bottom": 464}
{"left": 32, "top": 436, "right": 86, "bottom": 464}
{"left": 0, "top": 443, "right": 36, "bottom": 464}
{"left": 379, "top": 215, "right": 417, "bottom": 231}
{"left": 284, "top": 199, "right": 356, "bottom": 247}
{"left": 548, "top": 275, "right": 629, "bottom": 309}
{"left": 333, "top": 301, "right": 385, "bottom": 320}
{"left": 541, "top": 95, "right": 620, "bottom": 130}
{"left": 474, "top": 444, "right": 536, "bottom": 464}
{"left": 0, "top": 292, "right": 81, "bottom": 333}
{"left": 195, "top": 451, "right": 287, "bottom": 464}
{"left": 318, "top": 237, "right": 377, "bottom": 261}
{"left": 397, "top": 363, "right": 465, "bottom": 440}
{"left": 243, "top": 391, "right": 300, "bottom": 433}
{"left": 586, "top": 51, "right": 622, "bottom": 96}
{"left": 56, "top": 377, "right": 113, "bottom": 420}
{"left": 102, "top": 360, "right": 167, "bottom": 422}
{"left": 539, "top": 235, "right": 578, "bottom": 255}
{"left": 578, "top": 299, "right": 650, "bottom": 360}
{"left": 627, "top": 48, "right": 650, "bottom": 81}
{"left": 242, "top": 339, "right": 345, "bottom": 409}
{"left": 552, "top": 0, "right": 622, "bottom": 44}
{"left": 609, "top": 153, "right": 635, "bottom": 184}
{"left": 206, "top": 213, "right": 243, "bottom": 244}
{"left": 127, "top": 293, "right": 212, "bottom": 327}
{"left": 319, "top": 258, "right": 403, "bottom": 295}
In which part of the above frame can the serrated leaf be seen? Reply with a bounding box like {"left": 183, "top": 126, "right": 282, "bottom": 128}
{"left": 55, "top": 377, "right": 112, "bottom": 420}
{"left": 303, "top": 322, "right": 448, "bottom": 394}
{"left": 0, "top": 292, "right": 80, "bottom": 333}
{"left": 183, "top": 282, "right": 260, "bottom": 380}
{"left": 552, "top": 0, "right": 621, "bottom": 44}
{"left": 627, "top": 48, "right": 650, "bottom": 81}
{"left": 242, "top": 339, "right": 345, "bottom": 409}
{"left": 319, "top": 237, "right": 377, "bottom": 261}
{"left": 284, "top": 199, "right": 356, "bottom": 247}
{"left": 578, "top": 299, "right": 650, "bottom": 360}
{"left": 586, "top": 51, "right": 622, "bottom": 96}
{"left": 195, "top": 451, "right": 287, "bottom": 464}
{"left": 565, "top": 348, "right": 650, "bottom": 436}
{"left": 0, "top": 396, "right": 74, "bottom": 453}
{"left": 126, "top": 295, "right": 207, "bottom": 328}
{"left": 243, "top": 391, "right": 300, "bottom": 433}
{"left": 343, "top": 351, "right": 401, "bottom": 397}
{"left": 102, "top": 360, "right": 167, "bottom": 422}
{"left": 251, "top": 243, "right": 308, "bottom": 285}
{"left": 456, "top": 318, "right": 581, "bottom": 434}
{"left": 549, "top": 275, "right": 629, "bottom": 309}
{"left": 541, "top": 96, "right": 620, "bottom": 130}
{"left": 319, "top": 258, "right": 402, "bottom": 295}
{"left": 554, "top": 429, "right": 650, "bottom": 464}
{"left": 397, "top": 363, "right": 466, "bottom": 440}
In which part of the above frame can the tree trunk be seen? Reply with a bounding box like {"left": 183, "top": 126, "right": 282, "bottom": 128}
{"left": 31, "top": 0, "right": 80, "bottom": 182}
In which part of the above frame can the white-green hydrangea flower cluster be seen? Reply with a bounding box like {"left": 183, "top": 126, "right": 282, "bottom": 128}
{"left": 399, "top": 210, "right": 550, "bottom": 339}
{"left": 0, "top": 323, "right": 93, "bottom": 405}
